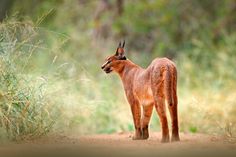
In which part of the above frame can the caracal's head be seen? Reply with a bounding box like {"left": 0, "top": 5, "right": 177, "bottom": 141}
{"left": 101, "top": 41, "right": 127, "bottom": 74}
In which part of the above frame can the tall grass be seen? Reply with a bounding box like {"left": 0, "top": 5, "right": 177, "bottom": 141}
{"left": 0, "top": 19, "right": 58, "bottom": 140}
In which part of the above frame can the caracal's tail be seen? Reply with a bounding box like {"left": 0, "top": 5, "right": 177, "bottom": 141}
{"left": 164, "top": 65, "right": 177, "bottom": 107}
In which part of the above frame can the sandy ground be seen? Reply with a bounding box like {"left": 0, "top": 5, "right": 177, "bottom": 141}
{"left": 0, "top": 132, "right": 236, "bottom": 157}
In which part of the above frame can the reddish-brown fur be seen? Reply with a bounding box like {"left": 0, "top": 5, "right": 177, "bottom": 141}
{"left": 101, "top": 41, "right": 180, "bottom": 142}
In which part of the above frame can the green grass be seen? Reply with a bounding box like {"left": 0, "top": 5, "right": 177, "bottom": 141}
{"left": 0, "top": 17, "right": 236, "bottom": 143}
{"left": 0, "top": 20, "right": 57, "bottom": 140}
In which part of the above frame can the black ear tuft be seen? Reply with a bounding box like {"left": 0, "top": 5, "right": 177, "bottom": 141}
{"left": 115, "top": 47, "right": 119, "bottom": 56}
{"left": 122, "top": 40, "right": 125, "bottom": 48}
{"left": 118, "top": 41, "right": 122, "bottom": 47}
{"left": 115, "top": 40, "right": 126, "bottom": 57}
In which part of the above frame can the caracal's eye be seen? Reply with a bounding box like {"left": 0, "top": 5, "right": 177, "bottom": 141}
{"left": 107, "top": 60, "right": 111, "bottom": 64}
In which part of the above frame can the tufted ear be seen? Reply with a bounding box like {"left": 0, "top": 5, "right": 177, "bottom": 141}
{"left": 122, "top": 40, "right": 125, "bottom": 48}
{"left": 118, "top": 41, "right": 122, "bottom": 47}
{"left": 115, "top": 41, "right": 125, "bottom": 59}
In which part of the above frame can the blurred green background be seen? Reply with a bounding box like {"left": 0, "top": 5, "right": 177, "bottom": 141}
{"left": 0, "top": 0, "right": 236, "bottom": 141}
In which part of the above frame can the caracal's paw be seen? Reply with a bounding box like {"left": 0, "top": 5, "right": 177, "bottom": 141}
{"left": 132, "top": 135, "right": 143, "bottom": 140}
{"left": 132, "top": 132, "right": 148, "bottom": 140}
{"left": 142, "top": 129, "right": 149, "bottom": 139}
{"left": 171, "top": 135, "right": 180, "bottom": 142}
{"left": 161, "top": 136, "right": 170, "bottom": 143}
{"left": 132, "top": 134, "right": 149, "bottom": 140}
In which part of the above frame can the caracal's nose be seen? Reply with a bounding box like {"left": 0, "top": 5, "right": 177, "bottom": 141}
{"left": 101, "top": 62, "right": 107, "bottom": 69}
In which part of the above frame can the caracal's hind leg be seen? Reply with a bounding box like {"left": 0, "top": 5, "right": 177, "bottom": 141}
{"left": 168, "top": 68, "right": 180, "bottom": 142}
{"left": 141, "top": 104, "right": 154, "bottom": 139}
{"left": 130, "top": 100, "right": 142, "bottom": 140}
{"left": 151, "top": 69, "right": 170, "bottom": 143}
{"left": 168, "top": 98, "right": 180, "bottom": 142}
{"left": 154, "top": 96, "right": 170, "bottom": 143}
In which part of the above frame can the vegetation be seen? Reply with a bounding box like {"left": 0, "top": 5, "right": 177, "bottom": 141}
{"left": 0, "top": 0, "right": 235, "bottom": 141}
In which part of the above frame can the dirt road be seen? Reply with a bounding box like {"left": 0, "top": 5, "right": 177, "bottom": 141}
{"left": 0, "top": 132, "right": 236, "bottom": 157}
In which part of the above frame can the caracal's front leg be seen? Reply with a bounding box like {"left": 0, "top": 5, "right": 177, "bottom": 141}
{"left": 141, "top": 104, "right": 154, "bottom": 139}
{"left": 130, "top": 100, "right": 142, "bottom": 140}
